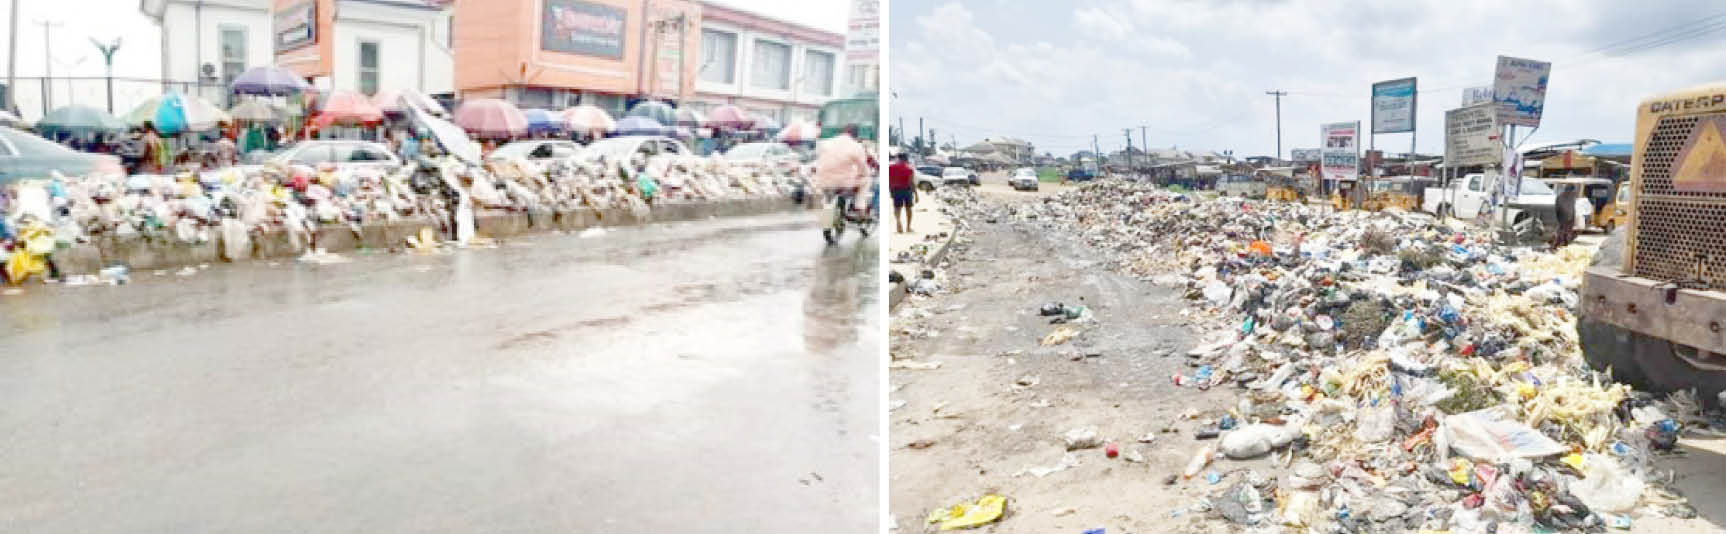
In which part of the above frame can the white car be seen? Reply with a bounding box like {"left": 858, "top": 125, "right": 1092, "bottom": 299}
{"left": 1008, "top": 168, "right": 1039, "bottom": 191}
{"left": 488, "top": 140, "right": 585, "bottom": 164}
{"left": 582, "top": 135, "right": 694, "bottom": 166}
{"left": 941, "top": 167, "right": 975, "bottom": 186}
{"left": 269, "top": 140, "right": 401, "bottom": 172}
{"left": 725, "top": 142, "right": 802, "bottom": 173}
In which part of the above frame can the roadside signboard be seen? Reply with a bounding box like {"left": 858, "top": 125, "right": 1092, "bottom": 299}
{"left": 1320, "top": 121, "right": 1360, "bottom": 182}
{"left": 1493, "top": 56, "right": 1550, "bottom": 127}
{"left": 274, "top": 1, "right": 316, "bottom": 53}
{"left": 1290, "top": 148, "right": 1321, "bottom": 163}
{"left": 1444, "top": 102, "right": 1501, "bottom": 166}
{"left": 541, "top": 0, "right": 628, "bottom": 59}
{"left": 1461, "top": 86, "right": 1493, "bottom": 107}
{"left": 1371, "top": 77, "right": 1416, "bottom": 134}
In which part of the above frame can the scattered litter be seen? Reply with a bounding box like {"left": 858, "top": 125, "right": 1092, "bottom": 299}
{"left": 1042, "top": 326, "right": 1079, "bottom": 346}
{"left": 1017, "top": 453, "right": 1082, "bottom": 478}
{"left": 890, "top": 360, "right": 943, "bottom": 370}
{"left": 926, "top": 494, "right": 1006, "bottom": 530}
{"left": 1064, "top": 426, "right": 1103, "bottom": 450}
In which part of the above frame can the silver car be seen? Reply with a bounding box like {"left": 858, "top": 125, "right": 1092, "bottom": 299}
{"left": 488, "top": 139, "right": 585, "bottom": 164}
{"left": 269, "top": 140, "right": 402, "bottom": 172}
{"left": 583, "top": 135, "right": 694, "bottom": 164}
{"left": 1009, "top": 168, "right": 1039, "bottom": 191}
{"left": 0, "top": 126, "right": 124, "bottom": 182}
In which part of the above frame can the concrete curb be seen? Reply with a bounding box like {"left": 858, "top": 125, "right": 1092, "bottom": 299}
{"left": 887, "top": 225, "right": 961, "bottom": 311}
{"left": 52, "top": 196, "right": 800, "bottom": 276}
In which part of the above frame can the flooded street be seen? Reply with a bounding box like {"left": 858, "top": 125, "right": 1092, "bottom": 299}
{"left": 0, "top": 212, "right": 880, "bottom": 533}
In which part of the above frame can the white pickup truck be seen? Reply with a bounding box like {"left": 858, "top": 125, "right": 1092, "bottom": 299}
{"left": 1422, "top": 173, "right": 1565, "bottom": 240}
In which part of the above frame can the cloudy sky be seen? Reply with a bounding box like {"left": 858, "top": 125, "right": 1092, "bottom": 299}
{"left": 890, "top": 0, "right": 1726, "bottom": 159}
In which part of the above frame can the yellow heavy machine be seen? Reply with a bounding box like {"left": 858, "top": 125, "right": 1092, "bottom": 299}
{"left": 1579, "top": 83, "right": 1726, "bottom": 402}
{"left": 1266, "top": 174, "right": 1302, "bottom": 202}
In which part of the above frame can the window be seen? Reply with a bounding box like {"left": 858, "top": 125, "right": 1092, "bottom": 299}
{"left": 220, "top": 27, "right": 247, "bottom": 85}
{"left": 1467, "top": 175, "right": 1482, "bottom": 192}
{"left": 699, "top": 30, "right": 737, "bottom": 84}
{"left": 345, "top": 144, "right": 391, "bottom": 162}
{"left": 803, "top": 50, "right": 834, "bottom": 96}
{"left": 290, "top": 145, "right": 333, "bottom": 165}
{"left": 358, "top": 41, "right": 380, "bottom": 96}
{"left": 750, "top": 40, "right": 791, "bottom": 90}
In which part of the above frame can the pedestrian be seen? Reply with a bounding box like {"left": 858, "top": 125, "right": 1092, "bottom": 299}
{"left": 1554, "top": 185, "right": 1578, "bottom": 248}
{"left": 140, "top": 122, "right": 168, "bottom": 174}
{"left": 213, "top": 123, "right": 238, "bottom": 167}
{"left": 888, "top": 151, "right": 917, "bottom": 233}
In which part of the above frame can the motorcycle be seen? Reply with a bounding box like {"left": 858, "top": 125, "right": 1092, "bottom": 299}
{"left": 822, "top": 183, "right": 877, "bottom": 245}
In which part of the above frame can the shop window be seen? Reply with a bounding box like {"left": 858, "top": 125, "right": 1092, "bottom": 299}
{"left": 803, "top": 50, "right": 834, "bottom": 97}
{"left": 700, "top": 29, "right": 736, "bottom": 84}
{"left": 751, "top": 40, "right": 790, "bottom": 91}
{"left": 358, "top": 41, "right": 380, "bottom": 96}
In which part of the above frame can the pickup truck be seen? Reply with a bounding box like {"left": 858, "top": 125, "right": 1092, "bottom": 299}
{"left": 1422, "top": 173, "right": 1562, "bottom": 241}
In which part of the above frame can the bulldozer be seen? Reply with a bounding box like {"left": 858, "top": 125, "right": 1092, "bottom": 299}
{"left": 1579, "top": 83, "right": 1726, "bottom": 404}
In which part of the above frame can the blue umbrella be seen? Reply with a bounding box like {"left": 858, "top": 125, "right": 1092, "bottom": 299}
{"left": 230, "top": 66, "right": 311, "bottom": 96}
{"left": 521, "top": 108, "right": 564, "bottom": 133}
{"left": 614, "top": 116, "right": 668, "bottom": 136}
{"left": 37, "top": 105, "right": 127, "bottom": 136}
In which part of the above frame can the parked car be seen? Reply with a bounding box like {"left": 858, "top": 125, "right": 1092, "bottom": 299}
{"left": 583, "top": 135, "right": 693, "bottom": 165}
{"left": 941, "top": 167, "right": 974, "bottom": 186}
{"left": 1008, "top": 167, "right": 1039, "bottom": 191}
{"left": 724, "top": 141, "right": 802, "bottom": 173}
{"left": 912, "top": 164, "right": 941, "bottom": 191}
{"left": 269, "top": 140, "right": 402, "bottom": 172}
{"left": 1067, "top": 167, "right": 1097, "bottom": 181}
{"left": 0, "top": 126, "right": 124, "bottom": 181}
{"left": 488, "top": 139, "right": 584, "bottom": 164}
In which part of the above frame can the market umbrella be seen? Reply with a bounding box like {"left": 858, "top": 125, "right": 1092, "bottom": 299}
{"left": 372, "top": 88, "right": 447, "bottom": 116}
{"left": 409, "top": 104, "right": 480, "bottom": 165}
{"left": 36, "top": 105, "right": 127, "bottom": 137}
{"left": 750, "top": 114, "right": 782, "bottom": 132}
{"left": 775, "top": 120, "right": 820, "bottom": 143}
{"left": 674, "top": 107, "right": 706, "bottom": 126}
{"left": 707, "top": 104, "right": 752, "bottom": 129}
{"left": 230, "top": 66, "right": 311, "bottom": 96}
{"left": 228, "top": 99, "right": 284, "bottom": 122}
{"left": 311, "top": 90, "right": 384, "bottom": 127}
{"left": 125, "top": 92, "right": 230, "bottom": 134}
{"left": 521, "top": 108, "right": 564, "bottom": 134}
{"left": 613, "top": 116, "right": 668, "bottom": 136}
{"left": 453, "top": 98, "right": 528, "bottom": 139}
{"left": 561, "top": 105, "right": 615, "bottom": 135}
{"left": 625, "top": 100, "right": 676, "bottom": 126}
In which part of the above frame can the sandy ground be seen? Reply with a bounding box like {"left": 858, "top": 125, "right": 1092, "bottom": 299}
{"left": 889, "top": 187, "right": 1726, "bottom": 533}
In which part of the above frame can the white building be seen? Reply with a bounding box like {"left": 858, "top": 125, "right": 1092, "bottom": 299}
{"left": 689, "top": 1, "right": 845, "bottom": 125}
{"left": 139, "top": 0, "right": 276, "bottom": 104}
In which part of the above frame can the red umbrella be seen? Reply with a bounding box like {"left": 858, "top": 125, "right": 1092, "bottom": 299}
{"left": 312, "top": 90, "right": 384, "bottom": 126}
{"left": 776, "top": 121, "right": 821, "bottom": 143}
{"left": 562, "top": 105, "right": 616, "bottom": 136}
{"left": 454, "top": 98, "right": 528, "bottom": 139}
{"left": 707, "top": 104, "right": 753, "bottom": 129}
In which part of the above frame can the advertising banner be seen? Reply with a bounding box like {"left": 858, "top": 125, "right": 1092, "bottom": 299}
{"left": 1444, "top": 102, "right": 1501, "bottom": 166}
{"left": 1290, "top": 148, "right": 1321, "bottom": 163}
{"left": 1461, "top": 86, "right": 1493, "bottom": 107}
{"left": 542, "top": 0, "right": 628, "bottom": 59}
{"left": 1371, "top": 77, "right": 1416, "bottom": 134}
{"left": 1493, "top": 56, "right": 1550, "bottom": 127}
{"left": 1320, "top": 121, "right": 1360, "bottom": 182}
{"left": 847, "top": 0, "right": 880, "bottom": 62}
{"left": 274, "top": 1, "right": 316, "bottom": 54}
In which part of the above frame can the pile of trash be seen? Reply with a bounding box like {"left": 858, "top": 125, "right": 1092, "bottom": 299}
{"left": 0, "top": 154, "right": 806, "bottom": 284}
{"left": 955, "top": 180, "right": 1701, "bottom": 532}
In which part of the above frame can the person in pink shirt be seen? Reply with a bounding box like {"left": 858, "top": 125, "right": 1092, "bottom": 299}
{"left": 813, "top": 125, "right": 871, "bottom": 214}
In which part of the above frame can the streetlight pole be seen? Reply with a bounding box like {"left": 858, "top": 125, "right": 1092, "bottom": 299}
{"left": 1265, "top": 90, "right": 1286, "bottom": 160}
{"left": 91, "top": 37, "right": 121, "bottom": 113}
{"left": 5, "top": 0, "right": 18, "bottom": 113}
{"left": 37, "top": 20, "right": 63, "bottom": 110}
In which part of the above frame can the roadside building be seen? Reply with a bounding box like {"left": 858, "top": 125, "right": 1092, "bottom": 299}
{"left": 452, "top": 0, "right": 700, "bottom": 117}
{"left": 271, "top": 0, "right": 456, "bottom": 98}
{"left": 688, "top": 1, "right": 844, "bottom": 125}
{"left": 139, "top": 0, "right": 276, "bottom": 104}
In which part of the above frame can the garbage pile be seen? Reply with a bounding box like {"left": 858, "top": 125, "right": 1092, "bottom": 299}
{"left": 953, "top": 180, "right": 1700, "bottom": 533}
{"left": 1, "top": 154, "right": 806, "bottom": 284}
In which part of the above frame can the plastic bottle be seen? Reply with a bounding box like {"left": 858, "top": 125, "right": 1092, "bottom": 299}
{"left": 1182, "top": 445, "right": 1215, "bottom": 479}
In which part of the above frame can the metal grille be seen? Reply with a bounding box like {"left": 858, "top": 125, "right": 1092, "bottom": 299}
{"left": 1634, "top": 115, "right": 1726, "bottom": 288}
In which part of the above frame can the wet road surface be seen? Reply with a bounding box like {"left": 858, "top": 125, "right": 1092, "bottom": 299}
{"left": 0, "top": 212, "right": 879, "bottom": 533}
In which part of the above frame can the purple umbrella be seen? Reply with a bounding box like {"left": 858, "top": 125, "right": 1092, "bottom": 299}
{"left": 614, "top": 116, "right": 668, "bottom": 136}
{"left": 230, "top": 66, "right": 311, "bottom": 96}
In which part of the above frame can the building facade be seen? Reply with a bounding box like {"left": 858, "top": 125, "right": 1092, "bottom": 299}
{"left": 140, "top": 0, "right": 277, "bottom": 104}
{"left": 688, "top": 1, "right": 844, "bottom": 125}
{"left": 452, "top": 0, "right": 701, "bottom": 117}
{"left": 271, "top": 0, "right": 456, "bottom": 98}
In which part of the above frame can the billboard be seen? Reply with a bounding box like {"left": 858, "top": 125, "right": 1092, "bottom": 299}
{"left": 542, "top": 0, "right": 628, "bottom": 59}
{"left": 1371, "top": 77, "right": 1416, "bottom": 134}
{"left": 1461, "top": 86, "right": 1493, "bottom": 107}
{"left": 1320, "top": 121, "right": 1359, "bottom": 182}
{"left": 1445, "top": 102, "right": 1501, "bottom": 166}
{"left": 274, "top": 1, "right": 316, "bottom": 54}
{"left": 1290, "top": 148, "right": 1321, "bottom": 163}
{"left": 846, "top": 0, "right": 880, "bottom": 61}
{"left": 1493, "top": 56, "right": 1550, "bottom": 127}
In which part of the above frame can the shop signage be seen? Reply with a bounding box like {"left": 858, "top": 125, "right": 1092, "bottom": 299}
{"left": 1290, "top": 148, "right": 1321, "bottom": 162}
{"left": 1445, "top": 102, "right": 1501, "bottom": 166}
{"left": 274, "top": 1, "right": 316, "bottom": 53}
{"left": 1370, "top": 77, "right": 1416, "bottom": 134}
{"left": 1461, "top": 86, "right": 1493, "bottom": 107}
{"left": 543, "top": 0, "right": 628, "bottom": 59}
{"left": 1493, "top": 55, "right": 1550, "bottom": 127}
{"left": 1320, "top": 121, "right": 1359, "bottom": 182}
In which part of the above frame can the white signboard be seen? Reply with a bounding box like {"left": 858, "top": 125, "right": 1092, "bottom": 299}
{"left": 1320, "top": 121, "right": 1359, "bottom": 182}
{"left": 846, "top": 0, "right": 880, "bottom": 61}
{"left": 1461, "top": 86, "right": 1493, "bottom": 107}
{"left": 1444, "top": 102, "right": 1501, "bottom": 166}
{"left": 1493, "top": 56, "right": 1550, "bottom": 127}
{"left": 1290, "top": 148, "right": 1321, "bottom": 163}
{"left": 1371, "top": 77, "right": 1416, "bottom": 134}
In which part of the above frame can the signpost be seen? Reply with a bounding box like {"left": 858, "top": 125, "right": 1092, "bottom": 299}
{"left": 1492, "top": 56, "right": 1550, "bottom": 128}
{"left": 1461, "top": 86, "right": 1493, "bottom": 107}
{"left": 1290, "top": 148, "right": 1321, "bottom": 163}
{"left": 1444, "top": 102, "right": 1500, "bottom": 167}
{"left": 1320, "top": 121, "right": 1360, "bottom": 182}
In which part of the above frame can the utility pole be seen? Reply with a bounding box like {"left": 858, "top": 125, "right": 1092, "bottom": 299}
{"left": 918, "top": 117, "right": 924, "bottom": 155}
{"left": 1138, "top": 125, "right": 1148, "bottom": 163}
{"left": 38, "top": 20, "right": 63, "bottom": 110}
{"left": 5, "top": 0, "right": 17, "bottom": 113}
{"left": 1265, "top": 90, "right": 1287, "bottom": 160}
{"left": 1123, "top": 128, "right": 1135, "bottom": 171}
{"left": 1092, "top": 134, "right": 1100, "bottom": 169}
{"left": 898, "top": 116, "right": 905, "bottom": 148}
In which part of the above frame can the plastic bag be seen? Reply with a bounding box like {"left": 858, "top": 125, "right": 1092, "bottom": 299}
{"left": 926, "top": 494, "right": 1006, "bottom": 531}
{"left": 1441, "top": 407, "right": 1566, "bottom": 461}
{"left": 1569, "top": 453, "right": 1644, "bottom": 513}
